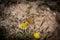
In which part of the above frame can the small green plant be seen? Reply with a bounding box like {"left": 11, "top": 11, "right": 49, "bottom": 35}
{"left": 15, "top": 29, "right": 33, "bottom": 40}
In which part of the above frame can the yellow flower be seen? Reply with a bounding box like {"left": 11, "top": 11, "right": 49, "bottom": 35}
{"left": 19, "top": 21, "right": 29, "bottom": 29}
{"left": 33, "top": 32, "right": 40, "bottom": 39}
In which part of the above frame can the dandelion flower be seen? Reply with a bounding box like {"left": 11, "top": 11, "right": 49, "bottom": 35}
{"left": 19, "top": 21, "right": 29, "bottom": 29}
{"left": 33, "top": 32, "right": 40, "bottom": 39}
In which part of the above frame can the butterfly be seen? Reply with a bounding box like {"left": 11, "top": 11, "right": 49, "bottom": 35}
{"left": 27, "top": 16, "right": 34, "bottom": 24}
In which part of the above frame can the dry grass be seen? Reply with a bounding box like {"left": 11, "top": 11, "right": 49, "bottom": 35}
{"left": 0, "top": 0, "right": 59, "bottom": 40}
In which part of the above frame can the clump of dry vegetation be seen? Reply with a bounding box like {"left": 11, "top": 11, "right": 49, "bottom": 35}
{"left": 0, "top": 0, "right": 60, "bottom": 40}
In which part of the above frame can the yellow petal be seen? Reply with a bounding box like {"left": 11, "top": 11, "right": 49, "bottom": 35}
{"left": 19, "top": 21, "right": 29, "bottom": 29}
{"left": 33, "top": 32, "right": 40, "bottom": 39}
